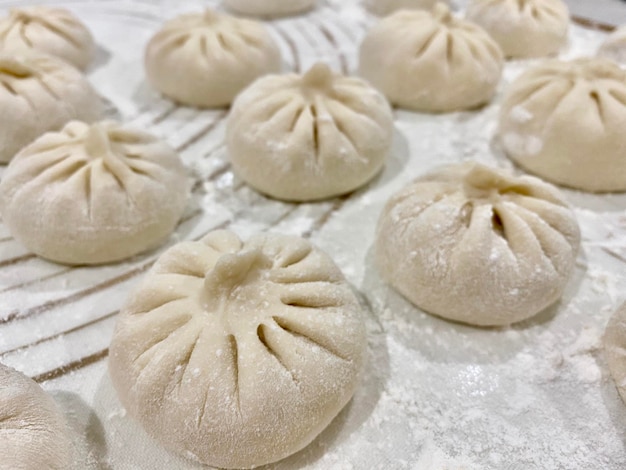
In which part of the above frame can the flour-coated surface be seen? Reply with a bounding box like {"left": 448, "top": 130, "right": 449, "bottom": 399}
{"left": 0, "top": 1, "right": 625, "bottom": 469}
{"left": 359, "top": 3, "right": 504, "bottom": 112}
{"left": 466, "top": 0, "right": 570, "bottom": 58}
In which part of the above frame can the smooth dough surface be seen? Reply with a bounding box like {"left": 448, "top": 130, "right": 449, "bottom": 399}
{"left": 359, "top": 3, "right": 503, "bottom": 112}
{"left": 224, "top": 0, "right": 316, "bottom": 17}
{"left": 0, "top": 6, "right": 95, "bottom": 70}
{"left": 227, "top": 62, "right": 394, "bottom": 201}
{"left": 109, "top": 230, "right": 366, "bottom": 469}
{"left": 604, "top": 302, "right": 626, "bottom": 404}
{"left": 376, "top": 162, "right": 580, "bottom": 326}
{"left": 498, "top": 58, "right": 626, "bottom": 192}
{"left": 0, "top": 54, "right": 102, "bottom": 163}
{"left": 466, "top": 0, "right": 569, "bottom": 59}
{"left": 145, "top": 9, "right": 282, "bottom": 108}
{"left": 0, "top": 363, "right": 72, "bottom": 470}
{"left": 599, "top": 25, "right": 626, "bottom": 65}
{"left": 0, "top": 120, "right": 190, "bottom": 265}
{"left": 364, "top": 0, "right": 443, "bottom": 16}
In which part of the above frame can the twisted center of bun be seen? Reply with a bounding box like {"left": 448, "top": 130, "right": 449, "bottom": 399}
{"left": 301, "top": 63, "right": 334, "bottom": 92}
{"left": 202, "top": 8, "right": 220, "bottom": 24}
{"left": 202, "top": 247, "right": 273, "bottom": 311}
{"left": 432, "top": 2, "right": 453, "bottom": 24}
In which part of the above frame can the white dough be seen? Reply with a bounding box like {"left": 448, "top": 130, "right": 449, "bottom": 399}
{"left": 226, "top": 63, "right": 394, "bottom": 201}
{"left": 0, "top": 120, "right": 190, "bottom": 265}
{"left": 599, "top": 25, "right": 626, "bottom": 65}
{"left": 466, "top": 0, "right": 570, "bottom": 59}
{"left": 0, "top": 363, "right": 72, "bottom": 470}
{"left": 498, "top": 58, "right": 626, "bottom": 192}
{"left": 604, "top": 302, "right": 626, "bottom": 404}
{"left": 109, "top": 230, "right": 366, "bottom": 469}
{"left": 359, "top": 3, "right": 503, "bottom": 112}
{"left": 364, "top": 0, "right": 444, "bottom": 16}
{"left": 224, "top": 0, "right": 316, "bottom": 18}
{"left": 376, "top": 162, "right": 580, "bottom": 326}
{"left": 145, "top": 9, "right": 282, "bottom": 108}
{"left": 0, "top": 6, "right": 95, "bottom": 70}
{"left": 0, "top": 54, "right": 102, "bottom": 163}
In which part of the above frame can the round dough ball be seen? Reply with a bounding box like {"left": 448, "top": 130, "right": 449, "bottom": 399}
{"left": 376, "top": 162, "right": 580, "bottom": 326}
{"left": 498, "top": 58, "right": 626, "bottom": 193}
{"left": 359, "top": 3, "right": 504, "bottom": 112}
{"left": 109, "top": 230, "right": 366, "bottom": 469}
{"left": 226, "top": 62, "right": 393, "bottom": 201}
{"left": 145, "top": 9, "right": 282, "bottom": 108}
{"left": 0, "top": 363, "right": 72, "bottom": 470}
{"left": 0, "top": 53, "right": 102, "bottom": 163}
{"left": 604, "top": 302, "right": 626, "bottom": 404}
{"left": 599, "top": 25, "right": 626, "bottom": 65}
{"left": 0, "top": 6, "right": 95, "bottom": 70}
{"left": 365, "top": 0, "right": 444, "bottom": 16}
{"left": 0, "top": 120, "right": 190, "bottom": 265}
{"left": 224, "top": 0, "right": 316, "bottom": 18}
{"left": 466, "top": 0, "right": 569, "bottom": 59}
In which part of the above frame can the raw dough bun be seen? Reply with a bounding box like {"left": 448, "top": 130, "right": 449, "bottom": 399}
{"left": 0, "top": 54, "right": 102, "bottom": 163}
{"left": 365, "top": 0, "right": 443, "bottom": 16}
{"left": 224, "top": 0, "right": 316, "bottom": 18}
{"left": 0, "top": 6, "right": 95, "bottom": 70}
{"left": 145, "top": 9, "right": 282, "bottom": 108}
{"left": 0, "top": 363, "right": 72, "bottom": 470}
{"left": 227, "top": 63, "right": 393, "bottom": 201}
{"left": 604, "top": 302, "right": 626, "bottom": 404}
{"left": 498, "top": 58, "right": 626, "bottom": 192}
{"left": 599, "top": 25, "right": 626, "bottom": 65}
{"left": 0, "top": 120, "right": 190, "bottom": 265}
{"left": 466, "top": 0, "right": 569, "bottom": 59}
{"left": 376, "top": 162, "right": 580, "bottom": 326}
{"left": 359, "top": 3, "right": 503, "bottom": 112}
{"left": 109, "top": 230, "right": 366, "bottom": 469}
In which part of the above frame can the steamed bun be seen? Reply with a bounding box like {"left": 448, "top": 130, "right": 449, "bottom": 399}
{"left": 0, "top": 6, "right": 95, "bottom": 70}
{"left": 227, "top": 63, "right": 394, "bottom": 201}
{"left": 145, "top": 9, "right": 282, "bottom": 108}
{"left": 109, "top": 230, "right": 366, "bottom": 469}
{"left": 0, "top": 54, "right": 102, "bottom": 163}
{"left": 599, "top": 25, "right": 626, "bottom": 65}
{"left": 224, "top": 0, "right": 316, "bottom": 18}
{"left": 376, "top": 162, "right": 580, "bottom": 326}
{"left": 498, "top": 58, "right": 626, "bottom": 192}
{"left": 0, "top": 120, "right": 190, "bottom": 265}
{"left": 359, "top": 3, "right": 503, "bottom": 112}
{"left": 466, "top": 0, "right": 569, "bottom": 59}
{"left": 0, "top": 363, "right": 72, "bottom": 470}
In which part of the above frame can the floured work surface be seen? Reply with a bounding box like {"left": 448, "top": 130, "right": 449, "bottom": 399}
{"left": 0, "top": 0, "right": 625, "bottom": 468}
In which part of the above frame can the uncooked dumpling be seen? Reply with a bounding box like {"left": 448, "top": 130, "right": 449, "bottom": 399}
{"left": 364, "top": 0, "right": 444, "bottom": 16}
{"left": 224, "top": 0, "right": 316, "bottom": 17}
{"left": 0, "top": 120, "right": 190, "bottom": 265}
{"left": 498, "top": 58, "right": 626, "bottom": 192}
{"left": 0, "top": 54, "right": 102, "bottom": 163}
{"left": 109, "top": 230, "right": 366, "bottom": 469}
{"left": 466, "top": 0, "right": 569, "bottom": 59}
{"left": 0, "top": 363, "right": 72, "bottom": 470}
{"left": 145, "top": 9, "right": 282, "bottom": 108}
{"left": 376, "top": 162, "right": 580, "bottom": 326}
{"left": 359, "top": 3, "right": 503, "bottom": 112}
{"left": 0, "top": 6, "right": 95, "bottom": 70}
{"left": 226, "top": 62, "right": 394, "bottom": 201}
{"left": 599, "top": 25, "right": 626, "bottom": 65}
{"left": 604, "top": 302, "right": 626, "bottom": 404}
